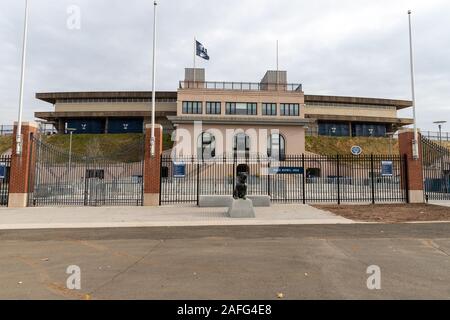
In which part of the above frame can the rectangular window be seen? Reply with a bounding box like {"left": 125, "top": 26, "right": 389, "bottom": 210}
{"left": 351, "top": 123, "right": 387, "bottom": 137}
{"left": 182, "top": 101, "right": 202, "bottom": 114}
{"left": 226, "top": 102, "right": 257, "bottom": 115}
{"left": 206, "top": 102, "right": 221, "bottom": 114}
{"left": 280, "top": 103, "right": 300, "bottom": 116}
{"left": 318, "top": 122, "right": 350, "bottom": 137}
{"left": 226, "top": 102, "right": 235, "bottom": 114}
{"left": 262, "top": 103, "right": 277, "bottom": 116}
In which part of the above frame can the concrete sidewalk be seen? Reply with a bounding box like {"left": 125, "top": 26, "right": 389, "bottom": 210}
{"left": 0, "top": 204, "right": 353, "bottom": 230}
{"left": 430, "top": 201, "right": 450, "bottom": 208}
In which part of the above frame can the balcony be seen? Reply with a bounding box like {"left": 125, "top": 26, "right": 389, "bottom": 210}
{"left": 179, "top": 81, "right": 303, "bottom": 92}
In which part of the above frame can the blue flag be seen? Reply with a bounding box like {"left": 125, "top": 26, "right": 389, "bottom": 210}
{"left": 196, "top": 40, "right": 210, "bottom": 60}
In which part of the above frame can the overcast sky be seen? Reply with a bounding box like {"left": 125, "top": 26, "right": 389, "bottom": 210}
{"left": 1, "top": 0, "right": 449, "bottom": 131}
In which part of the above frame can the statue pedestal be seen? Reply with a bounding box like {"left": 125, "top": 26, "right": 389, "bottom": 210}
{"left": 227, "top": 198, "right": 256, "bottom": 218}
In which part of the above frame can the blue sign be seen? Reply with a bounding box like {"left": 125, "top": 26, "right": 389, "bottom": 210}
{"left": 351, "top": 146, "right": 363, "bottom": 156}
{"left": 381, "top": 161, "right": 393, "bottom": 177}
{"left": 0, "top": 165, "right": 5, "bottom": 179}
{"left": 269, "top": 167, "right": 304, "bottom": 175}
{"left": 173, "top": 163, "right": 186, "bottom": 178}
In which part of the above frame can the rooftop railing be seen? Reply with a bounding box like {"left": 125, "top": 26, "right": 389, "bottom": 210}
{"left": 179, "top": 81, "right": 302, "bottom": 92}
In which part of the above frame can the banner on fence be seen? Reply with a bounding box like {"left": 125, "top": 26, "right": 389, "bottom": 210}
{"left": 173, "top": 163, "right": 186, "bottom": 178}
{"left": 0, "top": 164, "right": 6, "bottom": 179}
{"left": 268, "top": 167, "right": 304, "bottom": 175}
{"left": 381, "top": 161, "right": 393, "bottom": 177}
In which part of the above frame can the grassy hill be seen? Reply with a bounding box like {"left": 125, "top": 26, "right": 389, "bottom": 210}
{"left": 306, "top": 136, "right": 399, "bottom": 155}
{"left": 6, "top": 133, "right": 445, "bottom": 158}
{"left": 0, "top": 136, "right": 12, "bottom": 155}
{"left": 41, "top": 133, "right": 174, "bottom": 160}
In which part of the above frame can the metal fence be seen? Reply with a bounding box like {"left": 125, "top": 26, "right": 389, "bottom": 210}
{"left": 422, "top": 137, "right": 450, "bottom": 200}
{"left": 0, "top": 155, "right": 11, "bottom": 206}
{"left": 422, "top": 131, "right": 450, "bottom": 142}
{"left": 28, "top": 137, "right": 145, "bottom": 207}
{"left": 179, "top": 81, "right": 302, "bottom": 92}
{"left": 0, "top": 125, "right": 13, "bottom": 136}
{"left": 160, "top": 154, "right": 407, "bottom": 205}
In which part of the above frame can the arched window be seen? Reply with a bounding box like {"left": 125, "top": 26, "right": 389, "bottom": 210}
{"left": 233, "top": 133, "right": 250, "bottom": 157}
{"left": 267, "top": 133, "right": 286, "bottom": 160}
{"left": 197, "top": 132, "right": 216, "bottom": 160}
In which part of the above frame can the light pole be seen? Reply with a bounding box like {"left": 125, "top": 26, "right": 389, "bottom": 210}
{"left": 67, "top": 128, "right": 76, "bottom": 170}
{"left": 16, "top": 0, "right": 29, "bottom": 155}
{"left": 433, "top": 121, "right": 446, "bottom": 146}
{"left": 408, "top": 10, "right": 419, "bottom": 160}
{"left": 150, "top": 1, "right": 158, "bottom": 157}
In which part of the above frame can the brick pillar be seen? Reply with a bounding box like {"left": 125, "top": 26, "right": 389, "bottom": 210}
{"left": 8, "top": 122, "right": 38, "bottom": 207}
{"left": 398, "top": 128, "right": 424, "bottom": 203}
{"left": 143, "top": 124, "right": 163, "bottom": 206}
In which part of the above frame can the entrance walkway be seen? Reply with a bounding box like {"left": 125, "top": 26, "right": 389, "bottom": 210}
{"left": 430, "top": 200, "right": 450, "bottom": 208}
{"left": 0, "top": 204, "right": 353, "bottom": 230}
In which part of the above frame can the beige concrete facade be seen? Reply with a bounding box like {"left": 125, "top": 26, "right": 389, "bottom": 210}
{"left": 176, "top": 89, "right": 305, "bottom": 118}
{"left": 304, "top": 105, "right": 397, "bottom": 119}
{"left": 170, "top": 69, "right": 308, "bottom": 156}
{"left": 55, "top": 101, "right": 176, "bottom": 113}
{"left": 172, "top": 123, "right": 306, "bottom": 156}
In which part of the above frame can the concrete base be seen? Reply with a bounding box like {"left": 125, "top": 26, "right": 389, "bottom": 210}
{"left": 227, "top": 199, "right": 256, "bottom": 218}
{"left": 7, "top": 193, "right": 28, "bottom": 208}
{"left": 199, "top": 195, "right": 271, "bottom": 207}
{"left": 143, "top": 193, "right": 159, "bottom": 206}
{"left": 409, "top": 190, "right": 425, "bottom": 204}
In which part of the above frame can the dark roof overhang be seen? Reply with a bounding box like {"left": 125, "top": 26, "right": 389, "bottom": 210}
{"left": 304, "top": 95, "right": 412, "bottom": 110}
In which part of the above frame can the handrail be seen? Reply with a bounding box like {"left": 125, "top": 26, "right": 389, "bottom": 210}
{"left": 179, "top": 81, "right": 302, "bottom": 92}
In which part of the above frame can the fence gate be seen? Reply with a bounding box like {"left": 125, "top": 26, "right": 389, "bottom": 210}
{"left": 28, "top": 137, "right": 144, "bottom": 207}
{"left": 160, "top": 154, "right": 407, "bottom": 205}
{"left": 0, "top": 155, "right": 11, "bottom": 207}
{"left": 422, "top": 137, "right": 450, "bottom": 200}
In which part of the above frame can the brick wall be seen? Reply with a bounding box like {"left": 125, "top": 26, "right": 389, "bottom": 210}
{"left": 8, "top": 123, "right": 38, "bottom": 207}
{"left": 143, "top": 124, "right": 163, "bottom": 205}
{"left": 398, "top": 129, "right": 424, "bottom": 203}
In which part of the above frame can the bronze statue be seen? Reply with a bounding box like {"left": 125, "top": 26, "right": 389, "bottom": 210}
{"left": 233, "top": 172, "right": 247, "bottom": 200}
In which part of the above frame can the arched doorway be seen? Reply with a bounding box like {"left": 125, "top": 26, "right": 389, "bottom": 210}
{"left": 234, "top": 133, "right": 250, "bottom": 158}
{"left": 197, "top": 132, "right": 216, "bottom": 160}
{"left": 267, "top": 133, "right": 286, "bottom": 160}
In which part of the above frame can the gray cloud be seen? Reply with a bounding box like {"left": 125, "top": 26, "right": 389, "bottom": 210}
{"left": 0, "top": 0, "right": 449, "bottom": 131}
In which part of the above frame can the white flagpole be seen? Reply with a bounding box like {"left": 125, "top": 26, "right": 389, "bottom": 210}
{"left": 16, "top": 0, "right": 29, "bottom": 156}
{"left": 193, "top": 37, "right": 196, "bottom": 84}
{"left": 408, "top": 10, "right": 419, "bottom": 160}
{"left": 150, "top": 1, "right": 157, "bottom": 157}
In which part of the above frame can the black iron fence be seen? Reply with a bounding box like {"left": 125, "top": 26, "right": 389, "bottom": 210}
{"left": 28, "top": 137, "right": 145, "bottom": 207}
{"left": 422, "top": 137, "right": 450, "bottom": 201}
{"left": 160, "top": 154, "right": 407, "bottom": 205}
{"left": 0, "top": 155, "right": 11, "bottom": 206}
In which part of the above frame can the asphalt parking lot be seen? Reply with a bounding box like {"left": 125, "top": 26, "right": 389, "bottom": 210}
{"left": 0, "top": 223, "right": 449, "bottom": 299}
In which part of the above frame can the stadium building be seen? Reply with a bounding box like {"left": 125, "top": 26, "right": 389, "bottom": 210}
{"left": 35, "top": 68, "right": 413, "bottom": 141}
